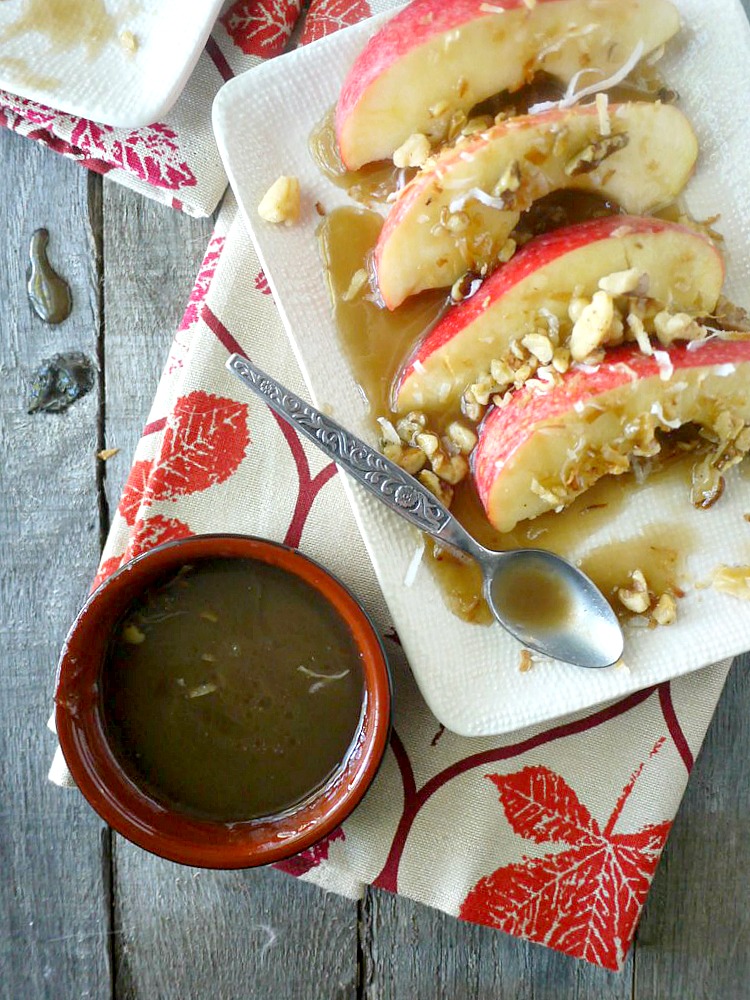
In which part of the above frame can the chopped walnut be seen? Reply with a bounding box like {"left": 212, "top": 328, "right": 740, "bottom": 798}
{"left": 519, "top": 649, "right": 533, "bottom": 673}
{"left": 653, "top": 311, "right": 702, "bottom": 346}
{"left": 419, "top": 469, "right": 454, "bottom": 507}
{"left": 521, "top": 332, "right": 554, "bottom": 365}
{"left": 383, "top": 442, "right": 427, "bottom": 476}
{"left": 416, "top": 431, "right": 441, "bottom": 459}
{"left": 490, "top": 358, "right": 515, "bottom": 387}
{"left": 258, "top": 176, "right": 301, "bottom": 225}
{"left": 396, "top": 412, "right": 427, "bottom": 445}
{"left": 569, "top": 290, "right": 614, "bottom": 361}
{"left": 446, "top": 421, "right": 477, "bottom": 455}
{"left": 651, "top": 593, "right": 677, "bottom": 626}
{"left": 120, "top": 30, "right": 138, "bottom": 54}
{"left": 451, "top": 270, "right": 483, "bottom": 303}
{"left": 617, "top": 569, "right": 651, "bottom": 614}
{"left": 491, "top": 160, "right": 522, "bottom": 205}
{"left": 598, "top": 268, "right": 646, "bottom": 297}
{"left": 568, "top": 296, "right": 589, "bottom": 323}
{"left": 498, "top": 238, "right": 517, "bottom": 264}
{"left": 551, "top": 347, "right": 571, "bottom": 374}
{"left": 565, "top": 133, "right": 629, "bottom": 177}
{"left": 627, "top": 312, "right": 653, "bottom": 356}
{"left": 393, "top": 133, "right": 431, "bottom": 169}
{"left": 432, "top": 451, "right": 469, "bottom": 485}
{"left": 712, "top": 565, "right": 750, "bottom": 600}
{"left": 122, "top": 624, "right": 146, "bottom": 645}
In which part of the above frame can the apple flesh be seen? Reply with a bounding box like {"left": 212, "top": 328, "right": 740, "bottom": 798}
{"left": 472, "top": 339, "right": 750, "bottom": 533}
{"left": 395, "top": 216, "right": 724, "bottom": 412}
{"left": 336, "top": 0, "right": 680, "bottom": 170}
{"left": 375, "top": 102, "right": 698, "bottom": 309}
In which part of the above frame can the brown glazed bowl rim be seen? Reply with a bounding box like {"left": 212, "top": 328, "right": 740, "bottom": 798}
{"left": 55, "top": 534, "right": 391, "bottom": 869}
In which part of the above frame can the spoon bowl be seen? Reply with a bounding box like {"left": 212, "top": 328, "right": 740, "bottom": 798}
{"left": 227, "top": 354, "right": 624, "bottom": 670}
{"left": 484, "top": 547, "right": 624, "bottom": 668}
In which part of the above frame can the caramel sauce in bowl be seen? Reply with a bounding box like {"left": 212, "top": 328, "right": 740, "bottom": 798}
{"left": 55, "top": 535, "right": 391, "bottom": 869}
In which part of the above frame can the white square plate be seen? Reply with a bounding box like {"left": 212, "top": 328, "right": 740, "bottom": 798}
{"left": 0, "top": 0, "right": 224, "bottom": 128}
{"left": 214, "top": 1, "right": 750, "bottom": 736}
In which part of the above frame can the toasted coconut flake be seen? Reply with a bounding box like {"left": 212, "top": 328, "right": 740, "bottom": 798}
{"left": 712, "top": 565, "right": 750, "bottom": 600}
{"left": 596, "top": 92, "right": 611, "bottom": 137}
{"left": 529, "top": 41, "right": 645, "bottom": 114}
{"left": 653, "top": 350, "right": 674, "bottom": 382}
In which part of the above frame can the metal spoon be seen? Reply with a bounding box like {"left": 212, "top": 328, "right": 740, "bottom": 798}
{"left": 227, "top": 354, "right": 624, "bottom": 669}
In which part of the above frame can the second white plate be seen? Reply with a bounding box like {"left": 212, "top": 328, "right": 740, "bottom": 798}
{"left": 0, "top": 0, "right": 224, "bottom": 128}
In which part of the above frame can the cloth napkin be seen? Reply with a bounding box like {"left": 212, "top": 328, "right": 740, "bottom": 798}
{"left": 48, "top": 0, "right": 738, "bottom": 972}
{"left": 0, "top": 1, "right": 306, "bottom": 217}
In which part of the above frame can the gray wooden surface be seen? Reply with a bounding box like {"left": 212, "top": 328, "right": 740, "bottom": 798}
{"left": 3, "top": 8, "right": 750, "bottom": 995}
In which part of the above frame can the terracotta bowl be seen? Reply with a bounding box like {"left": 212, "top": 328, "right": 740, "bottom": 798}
{"left": 55, "top": 535, "right": 391, "bottom": 869}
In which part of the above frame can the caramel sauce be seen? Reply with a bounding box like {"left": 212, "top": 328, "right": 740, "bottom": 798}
{"left": 317, "top": 203, "right": 702, "bottom": 623}
{"left": 310, "top": 110, "right": 410, "bottom": 207}
{"left": 1, "top": 0, "right": 135, "bottom": 60}
{"left": 430, "top": 466, "right": 694, "bottom": 623}
{"left": 317, "top": 208, "right": 446, "bottom": 416}
{"left": 102, "top": 559, "right": 365, "bottom": 822}
{"left": 315, "top": 71, "right": 695, "bottom": 625}
{"left": 492, "top": 564, "right": 574, "bottom": 632}
{"left": 27, "top": 229, "right": 72, "bottom": 325}
{"left": 0, "top": 55, "right": 59, "bottom": 89}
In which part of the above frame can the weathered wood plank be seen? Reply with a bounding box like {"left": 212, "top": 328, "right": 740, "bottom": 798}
{"left": 113, "top": 860, "right": 357, "bottom": 1000}
{"left": 101, "top": 183, "right": 359, "bottom": 1000}
{"left": 363, "top": 888, "right": 632, "bottom": 999}
{"left": 634, "top": 653, "right": 750, "bottom": 999}
{"left": 0, "top": 132, "right": 111, "bottom": 1000}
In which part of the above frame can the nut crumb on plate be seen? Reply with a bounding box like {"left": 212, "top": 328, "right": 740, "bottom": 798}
{"left": 258, "top": 176, "right": 301, "bottom": 226}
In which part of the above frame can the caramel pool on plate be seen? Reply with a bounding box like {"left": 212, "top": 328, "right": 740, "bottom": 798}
{"left": 101, "top": 558, "right": 365, "bottom": 823}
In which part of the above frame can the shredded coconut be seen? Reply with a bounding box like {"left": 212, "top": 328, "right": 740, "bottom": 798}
{"left": 714, "top": 364, "right": 736, "bottom": 377}
{"left": 651, "top": 401, "right": 681, "bottom": 429}
{"left": 653, "top": 350, "right": 674, "bottom": 382}
{"left": 449, "top": 187, "right": 512, "bottom": 214}
{"left": 529, "top": 41, "right": 645, "bottom": 114}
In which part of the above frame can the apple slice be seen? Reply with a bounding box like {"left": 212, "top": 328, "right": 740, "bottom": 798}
{"left": 336, "top": 0, "right": 680, "bottom": 170}
{"left": 396, "top": 216, "right": 724, "bottom": 412}
{"left": 473, "top": 339, "right": 750, "bottom": 533}
{"left": 375, "top": 102, "right": 698, "bottom": 309}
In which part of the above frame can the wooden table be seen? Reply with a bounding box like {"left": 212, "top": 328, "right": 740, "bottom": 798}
{"left": 3, "top": 17, "right": 750, "bottom": 996}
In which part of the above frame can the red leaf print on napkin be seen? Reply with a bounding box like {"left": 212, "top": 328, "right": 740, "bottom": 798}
{"left": 301, "top": 0, "right": 372, "bottom": 45}
{"left": 90, "top": 555, "right": 124, "bottom": 593}
{"left": 125, "top": 515, "right": 193, "bottom": 562}
{"left": 460, "top": 759, "right": 671, "bottom": 970}
{"left": 117, "top": 125, "right": 197, "bottom": 190}
{"left": 180, "top": 236, "right": 227, "bottom": 331}
{"left": 274, "top": 827, "right": 345, "bottom": 876}
{"left": 148, "top": 391, "right": 250, "bottom": 501}
{"left": 221, "top": 0, "right": 300, "bottom": 58}
{"left": 117, "top": 460, "right": 155, "bottom": 526}
{"left": 254, "top": 269, "right": 271, "bottom": 295}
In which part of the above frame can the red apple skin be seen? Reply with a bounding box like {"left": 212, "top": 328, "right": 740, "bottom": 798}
{"left": 396, "top": 216, "right": 725, "bottom": 410}
{"left": 473, "top": 340, "right": 750, "bottom": 528}
{"left": 336, "top": 0, "right": 540, "bottom": 138}
{"left": 335, "top": 0, "right": 679, "bottom": 169}
{"left": 373, "top": 102, "right": 698, "bottom": 309}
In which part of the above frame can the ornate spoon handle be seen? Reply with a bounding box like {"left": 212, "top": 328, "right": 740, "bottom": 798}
{"left": 227, "top": 354, "right": 461, "bottom": 540}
